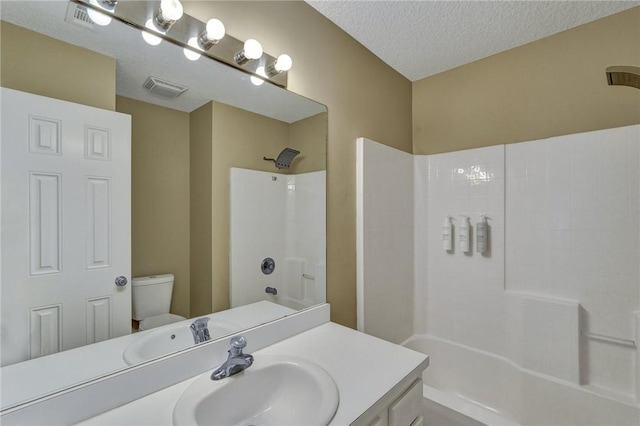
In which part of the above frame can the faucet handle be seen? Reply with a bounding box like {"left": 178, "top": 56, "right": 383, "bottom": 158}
{"left": 230, "top": 335, "right": 247, "bottom": 350}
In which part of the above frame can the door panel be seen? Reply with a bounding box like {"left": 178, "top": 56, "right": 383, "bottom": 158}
{"left": 1, "top": 88, "right": 131, "bottom": 366}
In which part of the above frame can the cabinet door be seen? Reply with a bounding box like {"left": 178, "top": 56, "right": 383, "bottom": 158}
{"left": 388, "top": 379, "right": 423, "bottom": 426}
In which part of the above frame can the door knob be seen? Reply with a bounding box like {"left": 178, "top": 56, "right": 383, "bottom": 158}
{"left": 115, "top": 276, "right": 128, "bottom": 287}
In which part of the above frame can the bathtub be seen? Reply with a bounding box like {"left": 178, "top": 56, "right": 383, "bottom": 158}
{"left": 404, "top": 335, "right": 640, "bottom": 426}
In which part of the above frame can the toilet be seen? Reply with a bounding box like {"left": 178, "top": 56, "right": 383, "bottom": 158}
{"left": 132, "top": 274, "right": 186, "bottom": 331}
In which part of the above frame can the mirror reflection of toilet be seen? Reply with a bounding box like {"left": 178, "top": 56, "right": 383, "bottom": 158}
{"left": 131, "top": 274, "right": 186, "bottom": 331}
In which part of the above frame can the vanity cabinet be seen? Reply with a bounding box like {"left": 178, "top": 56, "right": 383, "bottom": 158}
{"left": 354, "top": 374, "right": 424, "bottom": 426}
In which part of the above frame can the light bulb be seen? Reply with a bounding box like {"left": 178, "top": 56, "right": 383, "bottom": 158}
{"left": 251, "top": 66, "right": 267, "bottom": 86}
{"left": 197, "top": 18, "right": 225, "bottom": 50}
{"left": 87, "top": 0, "right": 114, "bottom": 26}
{"left": 266, "top": 53, "right": 293, "bottom": 77}
{"left": 243, "top": 39, "right": 263, "bottom": 60}
{"left": 205, "top": 19, "right": 225, "bottom": 42}
{"left": 154, "top": 0, "right": 183, "bottom": 31}
{"left": 274, "top": 54, "right": 292, "bottom": 72}
{"left": 87, "top": 8, "right": 112, "bottom": 26}
{"left": 184, "top": 37, "right": 201, "bottom": 61}
{"left": 235, "top": 39, "right": 263, "bottom": 65}
{"left": 160, "top": 0, "right": 183, "bottom": 21}
{"left": 142, "top": 19, "right": 162, "bottom": 46}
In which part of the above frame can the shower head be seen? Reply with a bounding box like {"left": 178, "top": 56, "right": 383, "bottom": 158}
{"left": 606, "top": 66, "right": 640, "bottom": 89}
{"left": 263, "top": 148, "right": 300, "bottom": 169}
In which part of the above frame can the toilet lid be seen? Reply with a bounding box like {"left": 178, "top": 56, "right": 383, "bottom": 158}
{"left": 139, "top": 313, "right": 187, "bottom": 331}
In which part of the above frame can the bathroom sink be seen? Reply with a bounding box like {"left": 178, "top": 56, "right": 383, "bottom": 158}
{"left": 172, "top": 355, "right": 339, "bottom": 426}
{"left": 123, "top": 319, "right": 241, "bottom": 365}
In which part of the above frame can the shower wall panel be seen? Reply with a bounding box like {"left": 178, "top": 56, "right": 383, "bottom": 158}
{"left": 506, "top": 125, "right": 640, "bottom": 394}
{"left": 229, "top": 168, "right": 326, "bottom": 310}
{"left": 356, "top": 138, "right": 414, "bottom": 344}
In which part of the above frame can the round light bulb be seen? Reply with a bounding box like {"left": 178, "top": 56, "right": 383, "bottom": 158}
{"left": 142, "top": 19, "right": 162, "bottom": 46}
{"left": 184, "top": 37, "right": 201, "bottom": 61}
{"left": 274, "top": 54, "right": 292, "bottom": 72}
{"left": 87, "top": 0, "right": 113, "bottom": 26}
{"left": 205, "top": 19, "right": 225, "bottom": 42}
{"left": 160, "top": 0, "right": 183, "bottom": 21}
{"left": 243, "top": 39, "right": 263, "bottom": 60}
{"left": 251, "top": 66, "right": 267, "bottom": 86}
{"left": 87, "top": 8, "right": 112, "bottom": 26}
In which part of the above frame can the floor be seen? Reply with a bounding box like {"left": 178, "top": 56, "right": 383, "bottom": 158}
{"left": 422, "top": 398, "right": 485, "bottom": 426}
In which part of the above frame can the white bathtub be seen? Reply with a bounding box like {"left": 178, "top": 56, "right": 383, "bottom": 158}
{"left": 404, "top": 335, "right": 640, "bottom": 426}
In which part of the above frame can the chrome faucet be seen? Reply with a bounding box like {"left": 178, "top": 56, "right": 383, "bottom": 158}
{"left": 210, "top": 336, "right": 254, "bottom": 381}
{"left": 190, "top": 317, "right": 211, "bottom": 344}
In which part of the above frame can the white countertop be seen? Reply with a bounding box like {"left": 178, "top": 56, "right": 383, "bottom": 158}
{"left": 79, "top": 322, "right": 429, "bottom": 425}
{"left": 1, "top": 301, "right": 296, "bottom": 410}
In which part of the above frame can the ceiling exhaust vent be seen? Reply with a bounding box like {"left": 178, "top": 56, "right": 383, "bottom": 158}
{"left": 143, "top": 76, "right": 188, "bottom": 98}
{"left": 64, "top": 2, "right": 94, "bottom": 29}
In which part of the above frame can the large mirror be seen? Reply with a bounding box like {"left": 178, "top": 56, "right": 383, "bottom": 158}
{"left": 0, "top": 1, "right": 326, "bottom": 410}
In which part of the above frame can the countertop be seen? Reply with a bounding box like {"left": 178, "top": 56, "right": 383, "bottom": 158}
{"left": 79, "top": 322, "right": 429, "bottom": 425}
{"left": 1, "top": 301, "right": 296, "bottom": 410}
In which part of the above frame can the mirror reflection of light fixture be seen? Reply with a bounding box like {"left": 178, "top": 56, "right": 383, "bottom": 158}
{"left": 184, "top": 37, "right": 201, "bottom": 61}
{"left": 198, "top": 19, "right": 226, "bottom": 50}
{"left": 266, "top": 54, "right": 293, "bottom": 77}
{"left": 250, "top": 66, "right": 268, "bottom": 86}
{"left": 154, "top": 0, "right": 184, "bottom": 31}
{"left": 87, "top": 0, "right": 117, "bottom": 26}
{"left": 234, "top": 39, "right": 263, "bottom": 65}
{"left": 142, "top": 19, "right": 163, "bottom": 46}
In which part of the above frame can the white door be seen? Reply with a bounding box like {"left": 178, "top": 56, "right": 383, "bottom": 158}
{"left": 0, "top": 88, "right": 131, "bottom": 366}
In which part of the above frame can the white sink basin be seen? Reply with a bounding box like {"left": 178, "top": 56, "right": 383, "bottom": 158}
{"left": 173, "top": 355, "right": 339, "bottom": 426}
{"left": 123, "top": 319, "right": 241, "bottom": 365}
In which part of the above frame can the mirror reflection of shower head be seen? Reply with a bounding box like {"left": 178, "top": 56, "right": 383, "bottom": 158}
{"left": 263, "top": 148, "right": 300, "bottom": 169}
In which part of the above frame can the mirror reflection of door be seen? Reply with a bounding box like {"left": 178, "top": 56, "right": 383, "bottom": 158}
{"left": 1, "top": 88, "right": 131, "bottom": 366}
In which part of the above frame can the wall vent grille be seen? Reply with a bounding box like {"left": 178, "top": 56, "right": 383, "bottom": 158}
{"left": 64, "top": 3, "right": 94, "bottom": 29}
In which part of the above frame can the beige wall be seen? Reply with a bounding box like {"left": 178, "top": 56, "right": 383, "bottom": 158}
{"left": 116, "top": 97, "right": 191, "bottom": 319}
{"left": 289, "top": 113, "right": 328, "bottom": 173}
{"left": 413, "top": 7, "right": 640, "bottom": 154}
{"left": 189, "top": 102, "right": 214, "bottom": 317}
{"left": 0, "top": 21, "right": 115, "bottom": 111}
{"left": 184, "top": 1, "right": 413, "bottom": 328}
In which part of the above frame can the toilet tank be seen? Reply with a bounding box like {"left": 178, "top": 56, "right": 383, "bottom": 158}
{"left": 131, "top": 274, "right": 174, "bottom": 321}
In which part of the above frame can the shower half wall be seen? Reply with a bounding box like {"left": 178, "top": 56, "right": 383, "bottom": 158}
{"left": 356, "top": 124, "right": 640, "bottom": 424}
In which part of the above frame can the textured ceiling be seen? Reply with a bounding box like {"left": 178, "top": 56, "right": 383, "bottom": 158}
{"left": 306, "top": 0, "right": 640, "bottom": 82}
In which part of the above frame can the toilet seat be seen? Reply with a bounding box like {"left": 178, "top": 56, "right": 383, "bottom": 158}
{"left": 139, "top": 313, "right": 187, "bottom": 331}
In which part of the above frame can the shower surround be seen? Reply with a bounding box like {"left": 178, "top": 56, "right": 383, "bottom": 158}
{"left": 230, "top": 168, "right": 326, "bottom": 311}
{"left": 357, "top": 124, "right": 640, "bottom": 424}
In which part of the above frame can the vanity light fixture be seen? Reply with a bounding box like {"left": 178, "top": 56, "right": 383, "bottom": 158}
{"left": 74, "top": 0, "right": 290, "bottom": 87}
{"left": 87, "top": 0, "right": 117, "bottom": 26}
{"left": 183, "top": 18, "right": 225, "bottom": 60}
{"left": 234, "top": 39, "right": 263, "bottom": 65}
{"left": 265, "top": 54, "right": 292, "bottom": 77}
{"left": 154, "top": 0, "right": 183, "bottom": 31}
{"left": 143, "top": 0, "right": 183, "bottom": 45}
{"left": 198, "top": 18, "right": 226, "bottom": 50}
